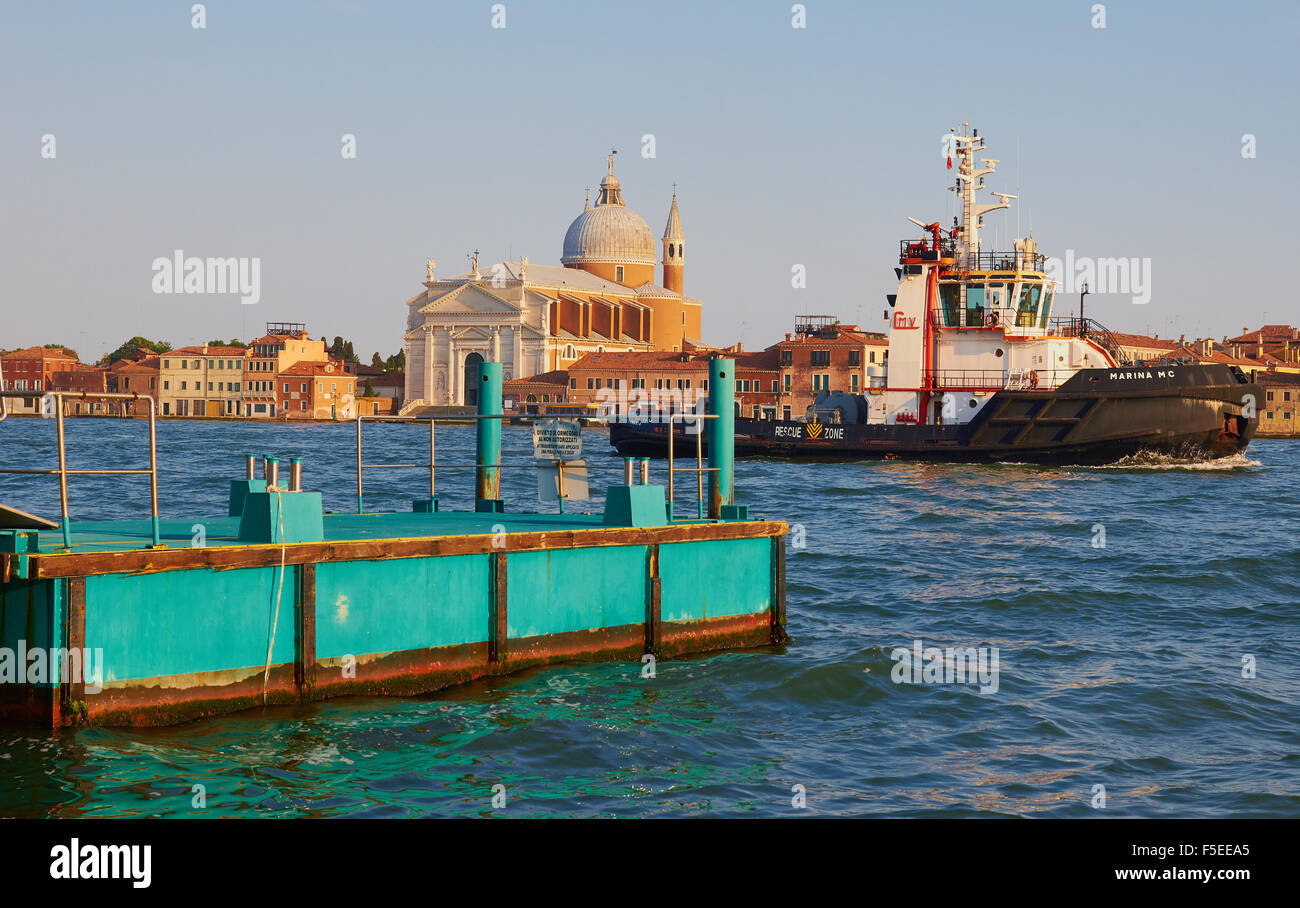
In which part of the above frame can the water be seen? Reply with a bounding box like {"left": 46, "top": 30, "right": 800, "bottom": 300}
{"left": 0, "top": 417, "right": 1296, "bottom": 817}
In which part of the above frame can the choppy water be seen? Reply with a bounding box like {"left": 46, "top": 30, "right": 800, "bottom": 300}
{"left": 0, "top": 417, "right": 1296, "bottom": 817}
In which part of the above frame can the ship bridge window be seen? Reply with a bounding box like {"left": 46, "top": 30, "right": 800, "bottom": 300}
{"left": 988, "top": 283, "right": 1006, "bottom": 312}
{"left": 1016, "top": 282, "right": 1043, "bottom": 327}
{"left": 939, "top": 282, "right": 962, "bottom": 326}
{"left": 1039, "top": 288, "right": 1054, "bottom": 329}
{"left": 965, "top": 285, "right": 986, "bottom": 326}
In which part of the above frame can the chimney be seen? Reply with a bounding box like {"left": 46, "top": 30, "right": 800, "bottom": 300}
{"left": 785, "top": 333, "right": 792, "bottom": 341}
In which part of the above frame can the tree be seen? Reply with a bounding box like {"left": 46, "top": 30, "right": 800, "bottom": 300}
{"left": 363, "top": 378, "right": 375, "bottom": 396}
{"left": 371, "top": 352, "right": 384, "bottom": 369}
{"left": 207, "top": 338, "right": 247, "bottom": 348}
{"left": 43, "top": 343, "right": 78, "bottom": 360}
{"left": 326, "top": 335, "right": 360, "bottom": 364}
{"left": 105, "top": 336, "right": 172, "bottom": 363}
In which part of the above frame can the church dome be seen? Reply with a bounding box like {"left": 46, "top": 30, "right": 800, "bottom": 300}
{"left": 561, "top": 166, "right": 656, "bottom": 267}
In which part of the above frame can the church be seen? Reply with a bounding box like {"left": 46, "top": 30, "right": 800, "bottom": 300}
{"left": 402, "top": 156, "right": 701, "bottom": 408}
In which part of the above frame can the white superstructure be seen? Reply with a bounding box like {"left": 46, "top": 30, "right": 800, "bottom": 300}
{"left": 876, "top": 124, "right": 1124, "bottom": 426}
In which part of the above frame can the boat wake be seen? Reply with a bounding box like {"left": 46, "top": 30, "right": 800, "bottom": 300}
{"left": 993, "top": 450, "right": 1262, "bottom": 471}
{"left": 1087, "top": 450, "right": 1261, "bottom": 472}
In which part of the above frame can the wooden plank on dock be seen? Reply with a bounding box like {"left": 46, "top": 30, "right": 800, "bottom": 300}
{"left": 19, "top": 520, "right": 789, "bottom": 579}
{"left": 645, "top": 544, "right": 661, "bottom": 653}
{"left": 296, "top": 563, "right": 316, "bottom": 701}
{"left": 61, "top": 577, "right": 86, "bottom": 725}
{"left": 489, "top": 553, "right": 507, "bottom": 664}
{"left": 771, "top": 535, "right": 788, "bottom": 644}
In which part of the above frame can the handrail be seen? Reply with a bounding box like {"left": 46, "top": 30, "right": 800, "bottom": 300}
{"left": 0, "top": 390, "right": 161, "bottom": 548}
{"left": 354, "top": 412, "right": 524, "bottom": 514}
{"left": 356, "top": 410, "right": 721, "bottom": 520}
{"left": 658, "top": 412, "right": 720, "bottom": 520}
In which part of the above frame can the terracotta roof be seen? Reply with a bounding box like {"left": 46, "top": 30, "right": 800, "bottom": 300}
{"left": 734, "top": 350, "right": 780, "bottom": 370}
{"left": 505, "top": 369, "right": 569, "bottom": 388}
{"left": 1259, "top": 370, "right": 1300, "bottom": 386}
{"left": 1227, "top": 325, "right": 1298, "bottom": 344}
{"left": 117, "top": 357, "right": 160, "bottom": 372}
{"left": 1159, "top": 345, "right": 1265, "bottom": 367}
{"left": 1110, "top": 332, "right": 1181, "bottom": 351}
{"left": 170, "top": 345, "right": 248, "bottom": 356}
{"left": 569, "top": 351, "right": 713, "bottom": 372}
{"left": 278, "top": 360, "right": 352, "bottom": 377}
{"left": 778, "top": 331, "right": 887, "bottom": 347}
{"left": 2, "top": 345, "right": 78, "bottom": 360}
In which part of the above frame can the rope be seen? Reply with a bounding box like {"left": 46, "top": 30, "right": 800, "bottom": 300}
{"left": 261, "top": 488, "right": 287, "bottom": 704}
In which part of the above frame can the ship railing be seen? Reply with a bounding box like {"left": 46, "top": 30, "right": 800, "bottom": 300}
{"left": 1048, "top": 316, "right": 1133, "bottom": 365}
{"left": 952, "top": 251, "right": 1049, "bottom": 272}
{"left": 0, "top": 390, "right": 161, "bottom": 549}
{"left": 898, "top": 238, "right": 956, "bottom": 261}
{"left": 355, "top": 410, "right": 722, "bottom": 522}
{"left": 924, "top": 369, "right": 1073, "bottom": 391}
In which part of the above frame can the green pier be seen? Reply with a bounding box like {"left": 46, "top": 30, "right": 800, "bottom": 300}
{"left": 0, "top": 358, "right": 787, "bottom": 727}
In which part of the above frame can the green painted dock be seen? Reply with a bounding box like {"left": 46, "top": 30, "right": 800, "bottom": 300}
{"left": 0, "top": 358, "right": 788, "bottom": 727}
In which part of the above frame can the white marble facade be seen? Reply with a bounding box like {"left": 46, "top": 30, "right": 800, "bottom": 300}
{"left": 402, "top": 260, "right": 652, "bottom": 409}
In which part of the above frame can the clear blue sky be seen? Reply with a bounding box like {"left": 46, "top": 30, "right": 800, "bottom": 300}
{"left": 2, "top": 0, "right": 1296, "bottom": 362}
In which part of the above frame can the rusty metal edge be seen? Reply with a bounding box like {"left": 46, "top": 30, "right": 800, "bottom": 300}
{"left": 62, "top": 613, "right": 773, "bottom": 727}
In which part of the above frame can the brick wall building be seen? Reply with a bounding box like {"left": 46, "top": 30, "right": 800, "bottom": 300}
{"left": 275, "top": 359, "right": 356, "bottom": 420}
{"left": 0, "top": 345, "right": 79, "bottom": 414}
{"left": 1260, "top": 372, "right": 1300, "bottom": 436}
{"left": 775, "top": 318, "right": 889, "bottom": 419}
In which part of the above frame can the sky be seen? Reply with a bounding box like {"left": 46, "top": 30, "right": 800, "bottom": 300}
{"left": 1, "top": 0, "right": 1296, "bottom": 363}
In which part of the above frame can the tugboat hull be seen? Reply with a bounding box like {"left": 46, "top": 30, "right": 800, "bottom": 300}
{"left": 610, "top": 365, "right": 1260, "bottom": 466}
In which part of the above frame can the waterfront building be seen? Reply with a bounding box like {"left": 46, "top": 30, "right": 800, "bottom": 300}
{"left": 503, "top": 369, "right": 572, "bottom": 413}
{"left": 243, "top": 323, "right": 329, "bottom": 417}
{"left": 0, "top": 345, "right": 79, "bottom": 414}
{"left": 158, "top": 345, "right": 248, "bottom": 417}
{"left": 562, "top": 348, "right": 778, "bottom": 418}
{"left": 51, "top": 364, "right": 109, "bottom": 415}
{"left": 403, "top": 156, "right": 702, "bottom": 409}
{"left": 110, "top": 355, "right": 160, "bottom": 416}
{"left": 275, "top": 359, "right": 356, "bottom": 420}
{"left": 1259, "top": 371, "right": 1300, "bottom": 436}
{"left": 775, "top": 317, "right": 889, "bottom": 419}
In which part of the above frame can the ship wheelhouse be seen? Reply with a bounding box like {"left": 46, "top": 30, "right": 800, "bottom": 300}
{"left": 878, "top": 124, "right": 1125, "bottom": 427}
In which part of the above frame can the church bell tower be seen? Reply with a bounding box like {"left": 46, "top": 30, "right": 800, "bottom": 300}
{"left": 661, "top": 192, "right": 684, "bottom": 295}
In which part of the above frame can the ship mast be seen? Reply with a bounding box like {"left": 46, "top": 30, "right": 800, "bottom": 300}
{"left": 951, "top": 123, "right": 1010, "bottom": 268}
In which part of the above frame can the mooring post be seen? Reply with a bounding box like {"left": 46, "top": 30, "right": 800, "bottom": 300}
{"left": 475, "top": 361, "right": 503, "bottom": 512}
{"left": 707, "top": 357, "right": 735, "bottom": 519}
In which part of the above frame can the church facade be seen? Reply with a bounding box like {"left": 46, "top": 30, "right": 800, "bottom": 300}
{"left": 402, "top": 158, "right": 701, "bottom": 409}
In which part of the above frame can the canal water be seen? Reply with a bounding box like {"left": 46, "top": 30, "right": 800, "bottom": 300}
{"left": 0, "top": 417, "right": 1296, "bottom": 817}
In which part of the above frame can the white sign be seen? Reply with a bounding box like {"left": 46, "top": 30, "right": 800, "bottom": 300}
{"left": 536, "top": 460, "right": 589, "bottom": 501}
{"left": 532, "top": 418, "right": 582, "bottom": 460}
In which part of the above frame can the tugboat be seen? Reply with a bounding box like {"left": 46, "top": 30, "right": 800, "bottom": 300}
{"left": 611, "top": 125, "right": 1260, "bottom": 465}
